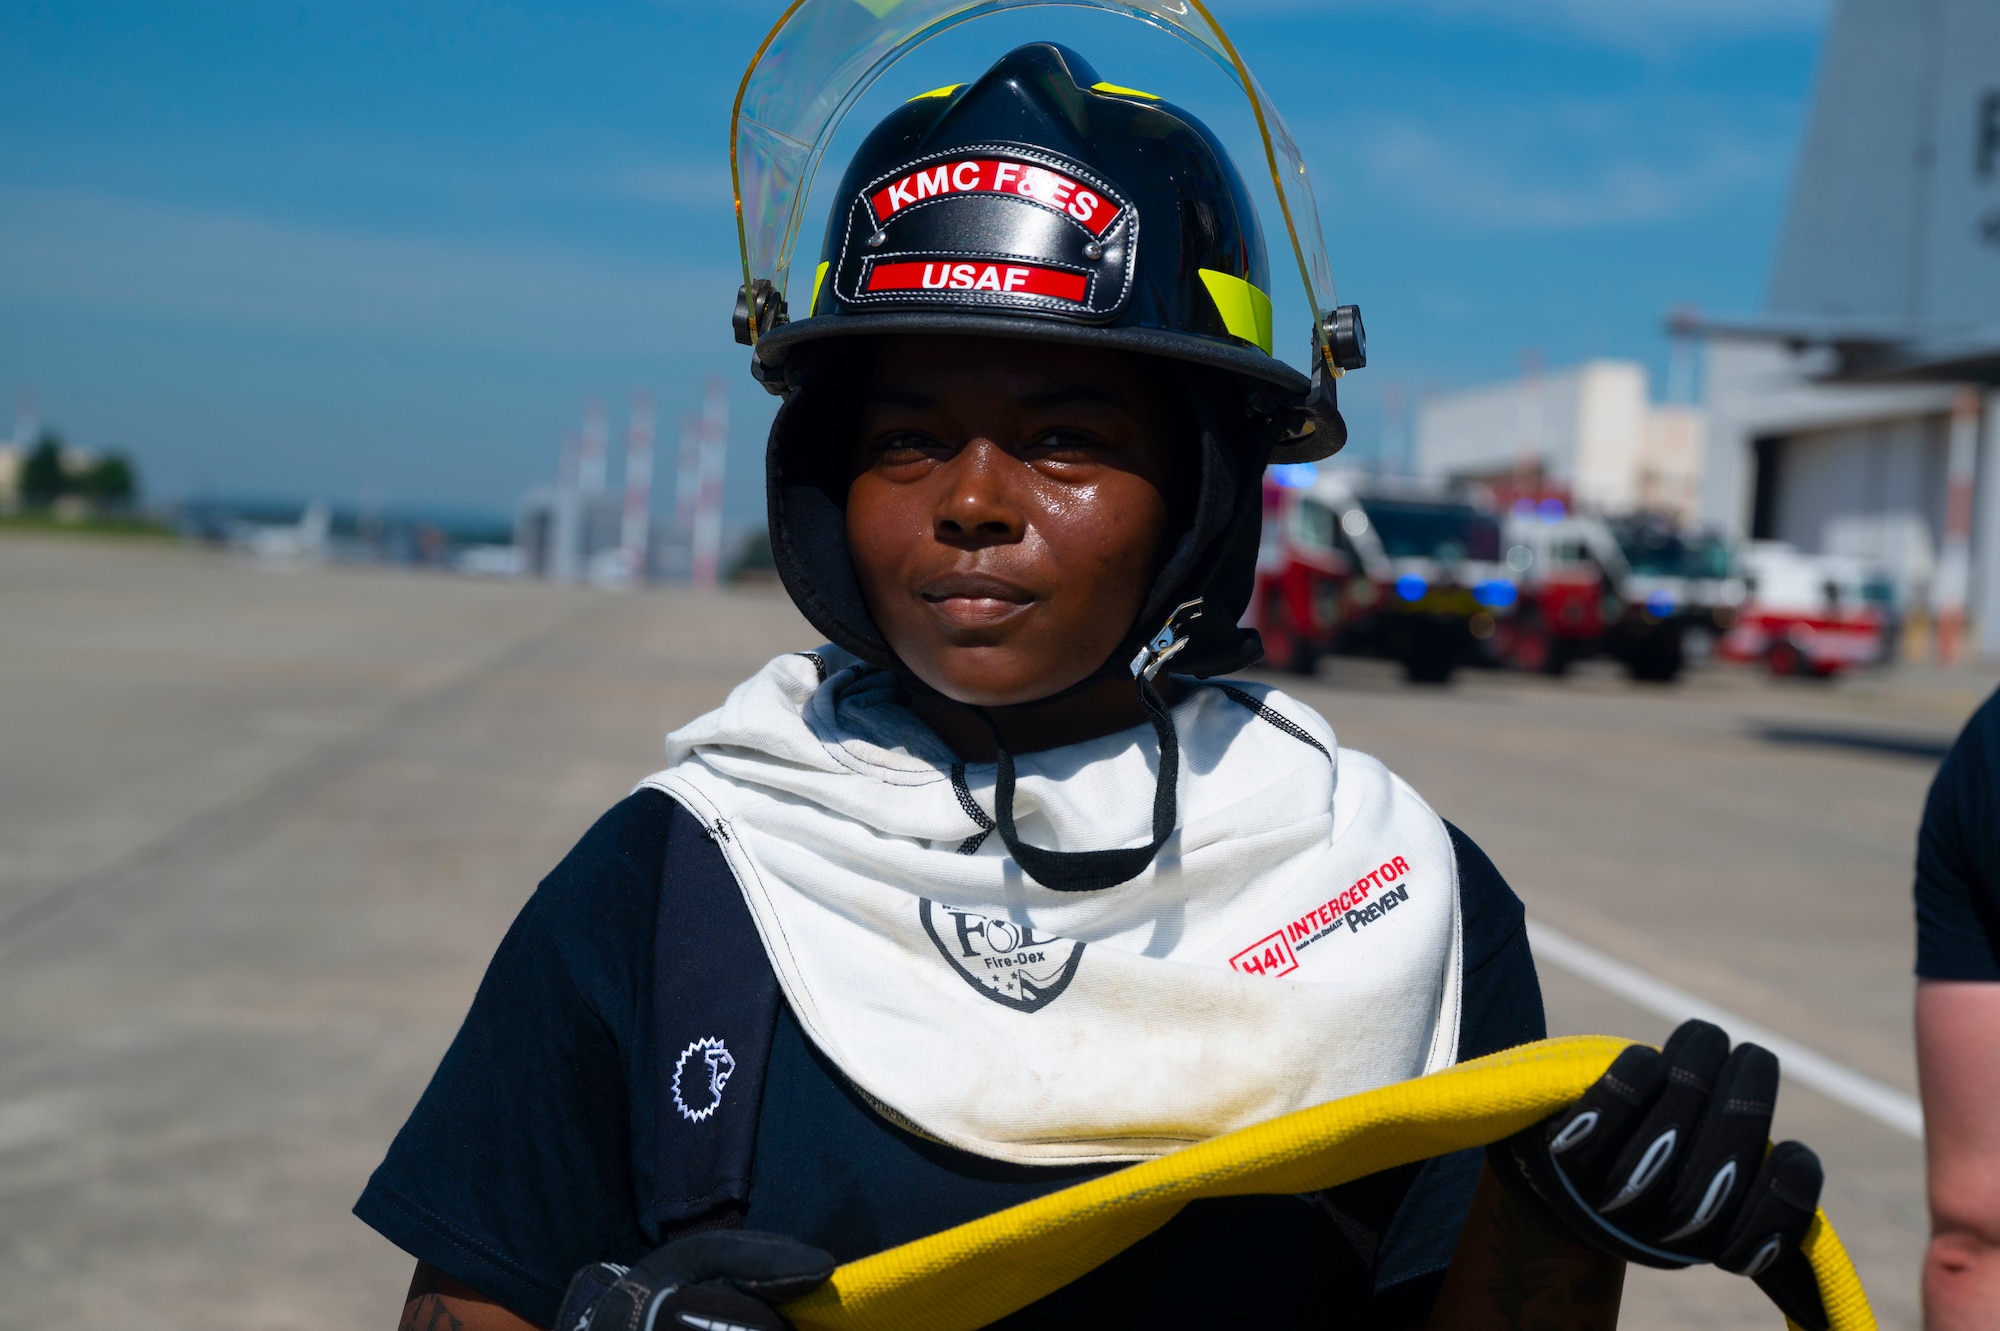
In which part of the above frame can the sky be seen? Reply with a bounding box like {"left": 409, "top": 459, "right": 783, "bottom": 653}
{"left": 0, "top": 0, "right": 1831, "bottom": 525}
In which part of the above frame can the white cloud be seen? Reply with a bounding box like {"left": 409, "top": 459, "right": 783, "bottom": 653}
{"left": 0, "top": 185, "right": 740, "bottom": 356}
{"left": 1359, "top": 120, "right": 1778, "bottom": 230}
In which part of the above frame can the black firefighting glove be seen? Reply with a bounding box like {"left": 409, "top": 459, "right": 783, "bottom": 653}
{"left": 553, "top": 1230, "right": 835, "bottom": 1331}
{"left": 1487, "top": 1020, "right": 1828, "bottom": 1330}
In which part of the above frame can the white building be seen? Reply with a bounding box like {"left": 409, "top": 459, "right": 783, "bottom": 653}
{"left": 1415, "top": 360, "right": 1705, "bottom": 524}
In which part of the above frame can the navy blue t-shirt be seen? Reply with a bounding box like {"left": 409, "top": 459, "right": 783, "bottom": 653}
{"left": 356, "top": 790, "right": 1545, "bottom": 1328}
{"left": 1916, "top": 686, "right": 2000, "bottom": 980}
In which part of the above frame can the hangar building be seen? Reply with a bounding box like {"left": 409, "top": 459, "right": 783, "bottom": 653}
{"left": 1695, "top": 0, "right": 2000, "bottom": 652}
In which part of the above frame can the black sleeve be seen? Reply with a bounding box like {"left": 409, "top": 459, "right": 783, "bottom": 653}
{"left": 1916, "top": 688, "right": 2000, "bottom": 981}
{"left": 1368, "top": 821, "right": 1546, "bottom": 1327}
{"left": 1446, "top": 821, "right": 1548, "bottom": 1059}
{"left": 353, "top": 790, "right": 671, "bottom": 1326}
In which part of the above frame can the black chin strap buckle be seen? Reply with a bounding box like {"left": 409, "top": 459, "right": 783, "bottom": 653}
{"left": 977, "top": 599, "right": 1197, "bottom": 893}
{"left": 1129, "top": 599, "right": 1205, "bottom": 683}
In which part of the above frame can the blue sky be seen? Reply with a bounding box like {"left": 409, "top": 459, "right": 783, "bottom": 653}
{"left": 0, "top": 0, "right": 1829, "bottom": 523}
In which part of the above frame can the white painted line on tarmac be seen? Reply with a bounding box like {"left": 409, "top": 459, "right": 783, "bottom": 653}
{"left": 1529, "top": 920, "right": 1924, "bottom": 1141}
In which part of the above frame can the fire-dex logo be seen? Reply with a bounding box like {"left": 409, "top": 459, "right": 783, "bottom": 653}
{"left": 919, "top": 900, "right": 1084, "bottom": 1013}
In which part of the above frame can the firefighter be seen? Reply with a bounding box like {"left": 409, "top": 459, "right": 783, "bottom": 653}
{"left": 357, "top": 37, "right": 1828, "bottom": 1331}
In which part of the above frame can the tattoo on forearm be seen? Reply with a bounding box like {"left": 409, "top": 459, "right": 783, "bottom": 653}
{"left": 400, "top": 1267, "right": 467, "bottom": 1331}
{"left": 399, "top": 1295, "right": 466, "bottom": 1331}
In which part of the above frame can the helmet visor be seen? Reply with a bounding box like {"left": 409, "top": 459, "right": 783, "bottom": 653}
{"left": 731, "top": 0, "right": 1341, "bottom": 380}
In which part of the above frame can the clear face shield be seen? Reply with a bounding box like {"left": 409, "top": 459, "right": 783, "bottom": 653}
{"left": 729, "top": 0, "right": 1360, "bottom": 389}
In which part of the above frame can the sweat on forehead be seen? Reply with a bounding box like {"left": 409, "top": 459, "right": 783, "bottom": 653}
{"left": 848, "top": 336, "right": 1186, "bottom": 474}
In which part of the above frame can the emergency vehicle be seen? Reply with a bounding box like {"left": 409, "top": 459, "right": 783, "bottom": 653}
{"left": 1606, "top": 517, "right": 1746, "bottom": 680}
{"left": 1718, "top": 542, "right": 1888, "bottom": 677}
{"left": 1493, "top": 508, "right": 1627, "bottom": 676}
{"left": 1494, "top": 510, "right": 1743, "bottom": 682}
{"left": 1254, "top": 467, "right": 1514, "bottom": 683}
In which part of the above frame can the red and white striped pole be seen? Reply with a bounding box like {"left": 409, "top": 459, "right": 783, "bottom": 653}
{"left": 690, "top": 376, "right": 730, "bottom": 591}
{"left": 1935, "top": 389, "right": 1980, "bottom": 665}
{"left": 579, "top": 400, "right": 609, "bottom": 497}
{"left": 621, "top": 394, "right": 655, "bottom": 586}
{"left": 551, "top": 433, "right": 582, "bottom": 583}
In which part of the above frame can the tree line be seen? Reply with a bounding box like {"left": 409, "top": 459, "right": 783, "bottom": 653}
{"left": 15, "top": 431, "right": 138, "bottom": 510}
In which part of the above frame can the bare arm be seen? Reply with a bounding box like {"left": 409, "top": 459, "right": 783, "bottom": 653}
{"left": 1917, "top": 978, "right": 2000, "bottom": 1330}
{"left": 396, "top": 1262, "right": 542, "bottom": 1331}
{"left": 1421, "top": 1162, "right": 1626, "bottom": 1331}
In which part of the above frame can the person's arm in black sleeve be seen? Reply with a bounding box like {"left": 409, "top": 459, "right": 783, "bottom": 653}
{"left": 355, "top": 792, "right": 671, "bottom": 1329}
{"left": 1372, "top": 823, "right": 1624, "bottom": 1330}
{"left": 1915, "top": 690, "right": 2000, "bottom": 1329}
{"left": 1916, "top": 689, "right": 2000, "bottom": 982}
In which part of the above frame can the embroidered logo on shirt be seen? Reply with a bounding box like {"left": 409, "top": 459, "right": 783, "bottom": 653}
{"left": 672, "top": 1037, "right": 736, "bottom": 1122}
{"left": 919, "top": 900, "right": 1084, "bottom": 1014}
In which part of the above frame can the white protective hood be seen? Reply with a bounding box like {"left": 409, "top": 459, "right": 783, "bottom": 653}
{"left": 642, "top": 648, "right": 1461, "bottom": 1165}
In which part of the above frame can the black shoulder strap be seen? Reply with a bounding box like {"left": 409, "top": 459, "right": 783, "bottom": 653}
{"left": 648, "top": 796, "right": 783, "bottom": 1236}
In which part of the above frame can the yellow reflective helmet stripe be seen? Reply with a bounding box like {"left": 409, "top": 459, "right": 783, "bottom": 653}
{"left": 780, "top": 1034, "right": 1879, "bottom": 1331}
{"left": 809, "top": 260, "right": 830, "bottom": 317}
{"left": 906, "top": 83, "right": 962, "bottom": 101}
{"left": 1197, "top": 268, "right": 1274, "bottom": 355}
{"left": 1089, "top": 80, "right": 1159, "bottom": 100}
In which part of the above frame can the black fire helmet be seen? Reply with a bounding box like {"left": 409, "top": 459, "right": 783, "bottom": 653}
{"left": 747, "top": 42, "right": 1364, "bottom": 690}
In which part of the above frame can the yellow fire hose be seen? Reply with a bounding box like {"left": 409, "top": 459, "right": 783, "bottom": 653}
{"left": 782, "top": 1035, "right": 1875, "bottom": 1331}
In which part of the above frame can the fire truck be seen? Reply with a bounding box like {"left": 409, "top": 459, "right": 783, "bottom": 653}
{"left": 1493, "top": 509, "right": 1627, "bottom": 676}
{"left": 1492, "top": 509, "right": 1744, "bottom": 682}
{"left": 1605, "top": 516, "right": 1747, "bottom": 681}
{"left": 1253, "top": 468, "right": 1515, "bottom": 684}
{"left": 1719, "top": 543, "right": 1888, "bottom": 677}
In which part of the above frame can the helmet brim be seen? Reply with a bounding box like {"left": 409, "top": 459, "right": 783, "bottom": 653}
{"left": 754, "top": 312, "right": 1343, "bottom": 462}
{"left": 754, "top": 310, "right": 1300, "bottom": 396}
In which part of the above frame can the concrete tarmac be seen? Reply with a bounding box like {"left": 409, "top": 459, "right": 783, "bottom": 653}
{"left": 1, "top": 537, "right": 1987, "bottom": 1329}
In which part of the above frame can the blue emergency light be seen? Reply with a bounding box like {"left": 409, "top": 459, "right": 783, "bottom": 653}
{"left": 1395, "top": 574, "right": 1428, "bottom": 602}
{"left": 1268, "top": 462, "right": 1319, "bottom": 488}
{"left": 1474, "top": 579, "right": 1518, "bottom": 609}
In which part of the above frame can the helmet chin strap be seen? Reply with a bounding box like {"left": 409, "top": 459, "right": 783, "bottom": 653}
{"left": 972, "top": 600, "right": 1203, "bottom": 892}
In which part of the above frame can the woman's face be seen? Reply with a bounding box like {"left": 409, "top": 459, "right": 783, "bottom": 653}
{"left": 847, "top": 335, "right": 1182, "bottom": 707}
